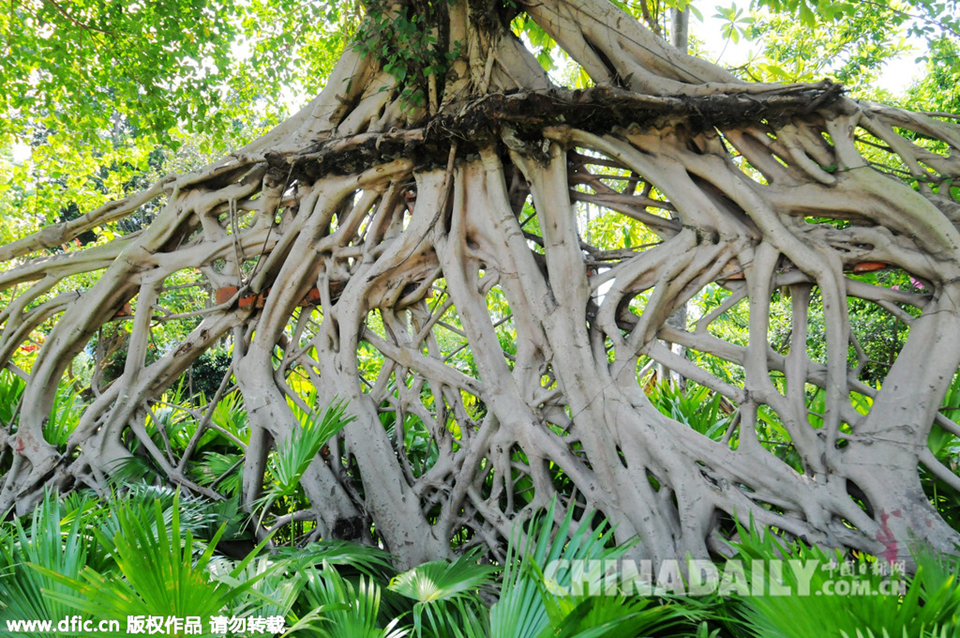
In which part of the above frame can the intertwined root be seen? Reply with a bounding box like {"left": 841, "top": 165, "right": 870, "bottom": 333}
{"left": 1, "top": 0, "right": 959, "bottom": 566}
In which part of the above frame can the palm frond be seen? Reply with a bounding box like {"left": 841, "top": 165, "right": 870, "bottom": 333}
{"left": 490, "top": 499, "right": 636, "bottom": 638}
{"left": 43, "top": 383, "right": 85, "bottom": 447}
{"left": 35, "top": 491, "right": 273, "bottom": 637}
{"left": 0, "top": 492, "right": 91, "bottom": 638}
{"left": 273, "top": 540, "right": 396, "bottom": 581}
{"left": 193, "top": 451, "right": 244, "bottom": 497}
{"left": 389, "top": 547, "right": 495, "bottom": 637}
{"left": 731, "top": 520, "right": 960, "bottom": 638}
{"left": 256, "top": 400, "right": 354, "bottom": 523}
{"left": 0, "top": 368, "right": 25, "bottom": 426}
{"left": 293, "top": 564, "right": 408, "bottom": 638}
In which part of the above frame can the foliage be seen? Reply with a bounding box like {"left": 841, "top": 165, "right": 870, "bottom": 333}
{"left": 923, "top": 372, "right": 960, "bottom": 530}
{"left": 1, "top": 2, "right": 959, "bottom": 632}
{"left": 0, "top": 493, "right": 95, "bottom": 638}
{"left": 3, "top": 488, "right": 960, "bottom": 638}
{"left": 729, "top": 521, "right": 960, "bottom": 638}
{"left": 185, "top": 348, "right": 234, "bottom": 402}
{"left": 37, "top": 492, "right": 271, "bottom": 637}
{"left": 43, "top": 383, "right": 85, "bottom": 447}
{"left": 647, "top": 381, "right": 732, "bottom": 440}
{"left": 289, "top": 566, "right": 408, "bottom": 638}
{"left": 0, "top": 0, "right": 352, "bottom": 272}
{"left": 0, "top": 369, "right": 25, "bottom": 426}
{"left": 752, "top": 0, "right": 960, "bottom": 42}
{"left": 907, "top": 37, "right": 960, "bottom": 115}
{"left": 739, "top": 3, "right": 910, "bottom": 92}
{"left": 354, "top": 2, "right": 460, "bottom": 109}
{"left": 256, "top": 401, "right": 355, "bottom": 524}
{"left": 388, "top": 548, "right": 496, "bottom": 637}
{"left": 274, "top": 541, "right": 397, "bottom": 582}
{"left": 489, "top": 500, "right": 694, "bottom": 638}
{"left": 193, "top": 451, "right": 245, "bottom": 499}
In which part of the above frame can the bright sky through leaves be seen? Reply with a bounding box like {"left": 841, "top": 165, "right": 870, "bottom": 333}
{"left": 700, "top": 0, "right": 923, "bottom": 93}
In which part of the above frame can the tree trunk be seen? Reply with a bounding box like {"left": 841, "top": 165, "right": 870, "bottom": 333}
{"left": 1, "top": 0, "right": 959, "bottom": 567}
{"left": 671, "top": 6, "right": 689, "bottom": 53}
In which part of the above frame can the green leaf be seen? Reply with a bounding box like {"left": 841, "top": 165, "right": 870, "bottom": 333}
{"left": 33, "top": 490, "right": 273, "bottom": 637}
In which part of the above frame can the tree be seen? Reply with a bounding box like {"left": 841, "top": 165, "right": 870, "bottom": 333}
{"left": 1, "top": 0, "right": 959, "bottom": 569}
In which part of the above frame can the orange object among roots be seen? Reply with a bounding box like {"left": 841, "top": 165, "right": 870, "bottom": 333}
{"left": 215, "top": 286, "right": 324, "bottom": 309}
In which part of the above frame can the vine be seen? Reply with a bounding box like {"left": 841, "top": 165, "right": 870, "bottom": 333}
{"left": 353, "top": 1, "right": 460, "bottom": 109}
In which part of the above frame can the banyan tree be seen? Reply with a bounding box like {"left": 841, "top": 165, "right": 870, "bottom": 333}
{"left": 2, "top": 0, "right": 960, "bottom": 569}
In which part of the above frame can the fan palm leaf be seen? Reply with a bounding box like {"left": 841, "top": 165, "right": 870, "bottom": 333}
{"left": 36, "top": 491, "right": 272, "bottom": 637}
